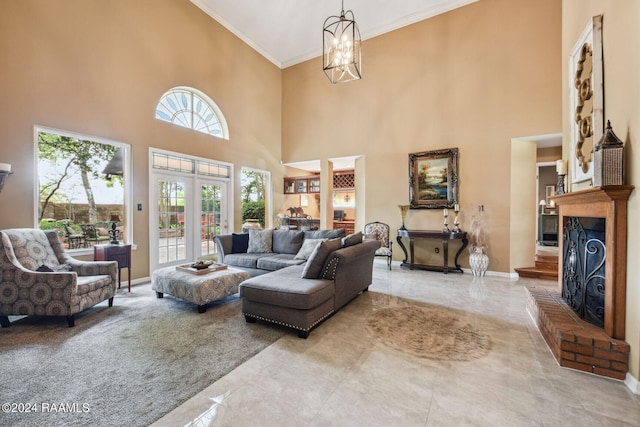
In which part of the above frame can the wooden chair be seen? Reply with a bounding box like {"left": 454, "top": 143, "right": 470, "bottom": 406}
{"left": 364, "top": 221, "right": 392, "bottom": 270}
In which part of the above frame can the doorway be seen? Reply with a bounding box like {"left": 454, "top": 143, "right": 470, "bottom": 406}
{"left": 149, "top": 149, "right": 232, "bottom": 272}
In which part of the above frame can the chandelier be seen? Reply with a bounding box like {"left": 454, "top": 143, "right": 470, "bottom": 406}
{"left": 322, "top": 1, "right": 362, "bottom": 84}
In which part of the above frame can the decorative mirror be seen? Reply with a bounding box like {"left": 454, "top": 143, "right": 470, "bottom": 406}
{"left": 569, "top": 15, "right": 603, "bottom": 184}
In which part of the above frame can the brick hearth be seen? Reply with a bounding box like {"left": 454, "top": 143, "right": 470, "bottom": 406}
{"left": 526, "top": 284, "right": 629, "bottom": 380}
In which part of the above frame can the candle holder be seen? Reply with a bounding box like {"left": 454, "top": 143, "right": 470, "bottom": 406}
{"left": 555, "top": 174, "right": 566, "bottom": 195}
{"left": 443, "top": 209, "right": 450, "bottom": 233}
{"left": 0, "top": 171, "right": 12, "bottom": 193}
{"left": 452, "top": 206, "right": 461, "bottom": 232}
{"left": 398, "top": 205, "right": 409, "bottom": 230}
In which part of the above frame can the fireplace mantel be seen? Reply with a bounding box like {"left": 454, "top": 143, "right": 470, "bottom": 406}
{"left": 550, "top": 185, "right": 633, "bottom": 339}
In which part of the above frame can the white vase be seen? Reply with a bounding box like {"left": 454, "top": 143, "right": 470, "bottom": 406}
{"left": 469, "top": 246, "right": 489, "bottom": 277}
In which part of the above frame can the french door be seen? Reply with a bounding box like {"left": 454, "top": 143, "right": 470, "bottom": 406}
{"left": 150, "top": 174, "right": 229, "bottom": 271}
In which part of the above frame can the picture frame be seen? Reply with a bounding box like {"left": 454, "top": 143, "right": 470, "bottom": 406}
{"left": 545, "top": 185, "right": 555, "bottom": 206}
{"left": 409, "top": 148, "right": 459, "bottom": 209}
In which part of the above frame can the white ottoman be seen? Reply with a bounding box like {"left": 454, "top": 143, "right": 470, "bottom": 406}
{"left": 151, "top": 266, "right": 250, "bottom": 313}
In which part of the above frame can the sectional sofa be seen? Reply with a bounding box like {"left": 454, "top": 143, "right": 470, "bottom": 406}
{"left": 213, "top": 228, "right": 380, "bottom": 337}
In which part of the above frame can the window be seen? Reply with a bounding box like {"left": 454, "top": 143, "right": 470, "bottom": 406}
{"left": 36, "top": 127, "right": 131, "bottom": 251}
{"left": 241, "top": 168, "right": 271, "bottom": 228}
{"left": 155, "top": 87, "right": 229, "bottom": 139}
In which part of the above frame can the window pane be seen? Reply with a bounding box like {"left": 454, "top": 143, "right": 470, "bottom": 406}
{"left": 155, "top": 87, "right": 226, "bottom": 138}
{"left": 37, "top": 130, "right": 127, "bottom": 249}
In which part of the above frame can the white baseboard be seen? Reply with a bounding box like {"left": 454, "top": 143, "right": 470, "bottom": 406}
{"left": 625, "top": 372, "right": 640, "bottom": 394}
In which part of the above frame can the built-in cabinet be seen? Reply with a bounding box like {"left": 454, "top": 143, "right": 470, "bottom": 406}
{"left": 284, "top": 176, "right": 320, "bottom": 194}
{"left": 284, "top": 171, "right": 356, "bottom": 234}
{"left": 284, "top": 171, "right": 355, "bottom": 194}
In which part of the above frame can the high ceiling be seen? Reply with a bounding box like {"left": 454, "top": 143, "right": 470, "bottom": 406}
{"left": 190, "top": 0, "right": 478, "bottom": 68}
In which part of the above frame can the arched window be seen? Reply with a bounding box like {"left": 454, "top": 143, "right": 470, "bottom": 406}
{"left": 155, "top": 87, "right": 229, "bottom": 139}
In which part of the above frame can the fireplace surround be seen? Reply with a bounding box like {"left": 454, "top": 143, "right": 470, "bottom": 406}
{"left": 552, "top": 186, "right": 633, "bottom": 339}
{"left": 527, "top": 186, "right": 633, "bottom": 380}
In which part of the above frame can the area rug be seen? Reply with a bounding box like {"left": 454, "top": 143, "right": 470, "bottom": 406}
{"left": 0, "top": 283, "right": 285, "bottom": 427}
{"left": 365, "top": 305, "right": 492, "bottom": 361}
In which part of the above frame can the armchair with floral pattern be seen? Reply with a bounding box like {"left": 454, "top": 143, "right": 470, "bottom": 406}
{"left": 0, "top": 228, "right": 118, "bottom": 327}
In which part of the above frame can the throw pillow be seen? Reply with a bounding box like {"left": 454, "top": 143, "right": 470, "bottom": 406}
{"left": 301, "top": 238, "right": 342, "bottom": 279}
{"left": 247, "top": 229, "right": 273, "bottom": 253}
{"left": 341, "top": 231, "right": 363, "bottom": 247}
{"left": 231, "top": 233, "right": 250, "bottom": 254}
{"left": 304, "top": 228, "right": 345, "bottom": 240}
{"left": 294, "top": 238, "right": 326, "bottom": 260}
{"left": 272, "top": 229, "right": 305, "bottom": 254}
{"left": 363, "top": 233, "right": 377, "bottom": 241}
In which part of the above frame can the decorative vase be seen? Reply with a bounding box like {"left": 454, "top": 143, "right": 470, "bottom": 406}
{"left": 242, "top": 219, "right": 262, "bottom": 232}
{"left": 469, "top": 246, "right": 489, "bottom": 277}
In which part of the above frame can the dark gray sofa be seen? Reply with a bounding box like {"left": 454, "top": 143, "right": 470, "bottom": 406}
{"left": 214, "top": 229, "right": 380, "bottom": 338}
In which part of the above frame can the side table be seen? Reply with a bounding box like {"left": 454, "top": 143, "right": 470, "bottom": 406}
{"left": 94, "top": 244, "right": 132, "bottom": 292}
{"left": 396, "top": 229, "right": 468, "bottom": 273}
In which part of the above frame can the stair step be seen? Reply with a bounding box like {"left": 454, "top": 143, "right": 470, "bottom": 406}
{"left": 515, "top": 266, "right": 558, "bottom": 281}
{"left": 536, "top": 253, "right": 558, "bottom": 263}
{"left": 535, "top": 260, "right": 558, "bottom": 271}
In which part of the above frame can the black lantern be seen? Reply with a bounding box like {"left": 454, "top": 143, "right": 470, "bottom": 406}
{"left": 593, "top": 120, "right": 624, "bottom": 187}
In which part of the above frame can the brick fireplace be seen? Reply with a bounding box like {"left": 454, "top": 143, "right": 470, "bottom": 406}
{"left": 526, "top": 186, "right": 633, "bottom": 380}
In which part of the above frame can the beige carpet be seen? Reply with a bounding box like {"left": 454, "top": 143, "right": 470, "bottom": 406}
{"left": 366, "top": 305, "right": 492, "bottom": 361}
{"left": 0, "top": 283, "right": 285, "bottom": 427}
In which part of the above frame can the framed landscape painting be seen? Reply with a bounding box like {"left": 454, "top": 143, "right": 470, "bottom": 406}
{"left": 409, "top": 148, "right": 459, "bottom": 209}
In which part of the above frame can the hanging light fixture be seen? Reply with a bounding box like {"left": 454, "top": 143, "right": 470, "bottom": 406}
{"left": 323, "top": 1, "right": 361, "bottom": 84}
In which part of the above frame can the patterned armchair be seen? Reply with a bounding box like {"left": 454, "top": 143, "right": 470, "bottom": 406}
{"left": 364, "top": 221, "right": 393, "bottom": 270}
{"left": 0, "top": 229, "right": 118, "bottom": 327}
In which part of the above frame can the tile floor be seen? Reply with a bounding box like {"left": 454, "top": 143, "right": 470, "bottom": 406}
{"left": 152, "top": 263, "right": 640, "bottom": 427}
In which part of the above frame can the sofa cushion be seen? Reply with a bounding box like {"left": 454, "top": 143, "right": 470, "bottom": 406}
{"left": 256, "top": 254, "right": 306, "bottom": 271}
{"left": 304, "top": 229, "right": 345, "bottom": 240}
{"left": 341, "top": 231, "right": 363, "bottom": 247}
{"left": 76, "top": 274, "right": 113, "bottom": 296}
{"left": 272, "top": 229, "right": 304, "bottom": 255}
{"left": 294, "top": 238, "right": 325, "bottom": 260}
{"left": 239, "top": 265, "right": 334, "bottom": 310}
{"left": 223, "top": 253, "right": 273, "bottom": 269}
{"left": 302, "top": 238, "right": 342, "bottom": 279}
{"left": 231, "top": 233, "right": 249, "bottom": 253}
{"left": 247, "top": 229, "right": 273, "bottom": 253}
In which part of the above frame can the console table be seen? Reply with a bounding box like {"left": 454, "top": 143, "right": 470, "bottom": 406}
{"left": 397, "top": 229, "right": 468, "bottom": 273}
{"left": 94, "top": 244, "right": 132, "bottom": 292}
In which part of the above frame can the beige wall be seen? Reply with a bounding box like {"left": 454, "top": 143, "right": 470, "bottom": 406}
{"left": 0, "top": 0, "right": 282, "bottom": 279}
{"left": 510, "top": 139, "right": 537, "bottom": 272}
{"left": 282, "top": 0, "right": 562, "bottom": 273}
{"left": 537, "top": 146, "right": 562, "bottom": 163}
{"left": 563, "top": 0, "right": 640, "bottom": 380}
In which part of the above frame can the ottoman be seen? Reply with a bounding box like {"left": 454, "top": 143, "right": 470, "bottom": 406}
{"left": 151, "top": 266, "right": 250, "bottom": 313}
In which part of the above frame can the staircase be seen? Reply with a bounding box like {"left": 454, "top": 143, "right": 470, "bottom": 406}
{"left": 515, "top": 246, "right": 559, "bottom": 281}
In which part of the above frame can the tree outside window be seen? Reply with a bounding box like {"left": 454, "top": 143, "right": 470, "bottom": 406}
{"left": 37, "top": 129, "right": 127, "bottom": 249}
{"left": 241, "top": 169, "right": 267, "bottom": 227}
